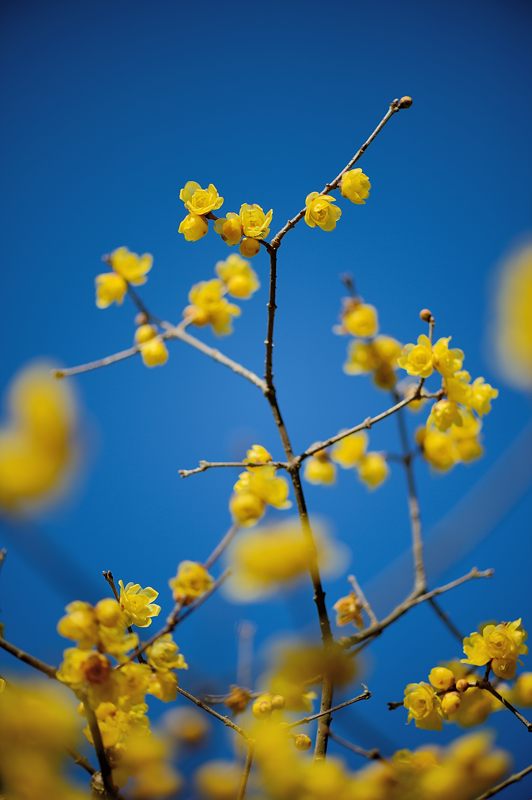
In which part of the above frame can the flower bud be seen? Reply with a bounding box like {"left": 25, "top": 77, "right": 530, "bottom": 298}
{"left": 239, "top": 237, "right": 261, "bottom": 258}
{"left": 455, "top": 678, "right": 470, "bottom": 693}
{"left": 270, "top": 694, "right": 286, "bottom": 710}
{"left": 294, "top": 734, "right": 312, "bottom": 751}
{"left": 441, "top": 691, "right": 461, "bottom": 715}
{"left": 252, "top": 696, "right": 272, "bottom": 719}
{"left": 419, "top": 308, "right": 433, "bottom": 323}
{"left": 398, "top": 96, "right": 413, "bottom": 109}
{"left": 428, "top": 666, "right": 455, "bottom": 691}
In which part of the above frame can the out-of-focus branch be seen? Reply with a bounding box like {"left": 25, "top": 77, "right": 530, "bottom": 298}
{"left": 327, "top": 729, "right": 382, "bottom": 761}
{"left": 0, "top": 636, "right": 57, "bottom": 679}
{"left": 285, "top": 688, "right": 371, "bottom": 729}
{"left": 474, "top": 763, "right": 532, "bottom": 799}
{"left": 237, "top": 742, "right": 255, "bottom": 800}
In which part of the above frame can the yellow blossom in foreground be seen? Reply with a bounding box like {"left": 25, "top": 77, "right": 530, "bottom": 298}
{"left": 357, "top": 452, "right": 389, "bottom": 488}
{"left": 134, "top": 325, "right": 169, "bottom": 367}
{"left": 225, "top": 518, "right": 341, "bottom": 600}
{"left": 195, "top": 760, "right": 242, "bottom": 800}
{"left": 169, "top": 560, "right": 214, "bottom": 605}
{"left": 163, "top": 707, "right": 210, "bottom": 745}
{"left": 304, "top": 192, "right": 341, "bottom": 231}
{"left": 240, "top": 237, "right": 261, "bottom": 257}
{"left": 213, "top": 212, "right": 243, "bottom": 246}
{"left": 239, "top": 203, "right": 273, "bottom": 239}
{"left": 185, "top": 278, "right": 241, "bottom": 335}
{"left": 462, "top": 618, "right": 528, "bottom": 679}
{"left": 304, "top": 450, "right": 336, "bottom": 485}
{"left": 0, "top": 364, "right": 78, "bottom": 515}
{"left": 333, "top": 592, "right": 364, "bottom": 628}
{"left": 397, "top": 334, "right": 434, "bottom": 378}
{"left": 340, "top": 168, "right": 371, "bottom": 204}
{"left": 179, "top": 181, "right": 224, "bottom": 215}
{"left": 108, "top": 246, "right": 153, "bottom": 286}
{"left": 341, "top": 301, "right": 379, "bottom": 337}
{"left": 95, "top": 271, "right": 127, "bottom": 308}
{"left": 178, "top": 212, "right": 209, "bottom": 242}
{"left": 215, "top": 253, "right": 260, "bottom": 299}
{"left": 118, "top": 581, "right": 161, "bottom": 628}
{"left": 495, "top": 243, "right": 532, "bottom": 389}
{"left": 404, "top": 682, "right": 443, "bottom": 730}
{"left": 331, "top": 432, "right": 368, "bottom": 468}
{"left": 146, "top": 634, "right": 187, "bottom": 671}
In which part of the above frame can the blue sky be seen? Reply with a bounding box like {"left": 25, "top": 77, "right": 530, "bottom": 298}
{"left": 1, "top": 0, "right": 531, "bottom": 793}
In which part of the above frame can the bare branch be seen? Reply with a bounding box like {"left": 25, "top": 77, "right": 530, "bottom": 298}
{"left": 285, "top": 688, "right": 371, "bottom": 729}
{"left": 474, "top": 763, "right": 532, "bottom": 799}
{"left": 327, "top": 729, "right": 382, "bottom": 761}
{"left": 0, "top": 636, "right": 57, "bottom": 679}
{"left": 82, "top": 697, "right": 118, "bottom": 798}
{"left": 237, "top": 741, "right": 255, "bottom": 800}
{"left": 348, "top": 574, "right": 378, "bottom": 626}
{"left": 176, "top": 684, "right": 249, "bottom": 739}
{"left": 179, "top": 460, "right": 288, "bottom": 479}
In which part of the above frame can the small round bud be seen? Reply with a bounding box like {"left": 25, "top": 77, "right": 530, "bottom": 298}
{"left": 428, "top": 666, "right": 454, "bottom": 691}
{"left": 419, "top": 308, "right": 433, "bottom": 323}
{"left": 252, "top": 696, "right": 272, "bottom": 719}
{"left": 135, "top": 311, "right": 149, "bottom": 326}
{"left": 398, "top": 96, "right": 413, "bottom": 109}
{"left": 224, "top": 685, "right": 252, "bottom": 715}
{"left": 441, "top": 691, "right": 461, "bottom": 716}
{"left": 294, "top": 734, "right": 312, "bottom": 751}
{"left": 455, "top": 679, "right": 470, "bottom": 693}
{"left": 270, "top": 694, "right": 286, "bottom": 710}
{"left": 239, "top": 237, "right": 261, "bottom": 258}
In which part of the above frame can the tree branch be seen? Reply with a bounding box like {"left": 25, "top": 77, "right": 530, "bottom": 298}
{"left": 474, "top": 763, "right": 532, "bottom": 799}
{"left": 179, "top": 460, "right": 288, "bottom": 479}
{"left": 0, "top": 636, "right": 57, "bottom": 679}
{"left": 285, "top": 688, "right": 371, "bottom": 729}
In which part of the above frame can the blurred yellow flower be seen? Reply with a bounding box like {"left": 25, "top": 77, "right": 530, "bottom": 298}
{"left": 333, "top": 591, "right": 364, "bottom": 628}
{"left": 357, "top": 452, "right": 389, "bottom": 488}
{"left": 134, "top": 324, "right": 169, "bottom": 367}
{"left": 304, "top": 450, "right": 337, "bottom": 485}
{"left": 195, "top": 760, "right": 242, "bottom": 800}
{"left": 240, "top": 237, "right": 261, "bottom": 257}
{"left": 215, "top": 253, "right": 260, "bottom": 299}
{"left": 95, "top": 271, "right": 127, "bottom": 308}
{"left": 146, "top": 634, "right": 187, "bottom": 672}
{"left": 341, "top": 301, "right": 379, "bottom": 337}
{"left": 185, "top": 278, "right": 241, "bottom": 335}
{"left": 108, "top": 246, "right": 153, "bottom": 285}
{"left": 495, "top": 243, "right": 532, "bottom": 389}
{"left": 169, "top": 560, "right": 214, "bottom": 605}
{"left": 331, "top": 432, "right": 368, "bottom": 468}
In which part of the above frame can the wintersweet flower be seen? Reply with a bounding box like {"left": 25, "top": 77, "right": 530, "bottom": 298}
{"left": 333, "top": 592, "right": 364, "bottom": 628}
{"left": 214, "top": 212, "right": 242, "bottom": 246}
{"left": 95, "top": 272, "right": 127, "bottom": 308}
{"left": 469, "top": 378, "right": 499, "bottom": 416}
{"left": 428, "top": 666, "right": 455, "bottom": 691}
{"left": 57, "top": 647, "right": 113, "bottom": 691}
{"left": 462, "top": 619, "right": 528, "bottom": 679}
{"left": 245, "top": 444, "right": 273, "bottom": 464}
{"left": 398, "top": 334, "right": 435, "bottom": 378}
{"left": 240, "top": 237, "right": 261, "bottom": 257}
{"left": 432, "top": 337, "right": 464, "bottom": 377}
{"left": 230, "top": 491, "right": 266, "bottom": 527}
{"left": 178, "top": 212, "right": 209, "bottom": 242}
{"left": 179, "top": 181, "right": 224, "bottom": 215}
{"left": 344, "top": 335, "right": 402, "bottom": 389}
{"left": 445, "top": 370, "right": 473, "bottom": 406}
{"left": 118, "top": 581, "right": 161, "bottom": 628}
{"left": 403, "top": 682, "right": 444, "bottom": 730}
{"left": 185, "top": 278, "right": 241, "bottom": 335}
{"left": 57, "top": 601, "right": 99, "bottom": 649}
{"left": 230, "top": 460, "right": 291, "bottom": 526}
{"left": 134, "top": 324, "right": 169, "bottom": 367}
{"left": 429, "top": 399, "right": 463, "bottom": 431}
{"left": 513, "top": 673, "right": 532, "bottom": 706}
{"left": 303, "top": 450, "right": 336, "bottom": 485}
{"left": 341, "top": 301, "right": 379, "bottom": 338}
{"left": 108, "top": 246, "right": 153, "bottom": 286}
{"left": 417, "top": 426, "right": 457, "bottom": 471}
{"left": 340, "top": 168, "right": 371, "bottom": 204}
{"left": 357, "top": 452, "right": 389, "bottom": 488}
{"left": 304, "top": 192, "right": 341, "bottom": 231}
{"left": 449, "top": 411, "right": 483, "bottom": 463}
{"left": 168, "top": 561, "right": 214, "bottom": 605}
{"left": 239, "top": 203, "right": 273, "bottom": 239}
{"left": 146, "top": 634, "right": 187, "bottom": 672}
{"left": 331, "top": 432, "right": 368, "bottom": 468}
{"left": 215, "top": 254, "right": 260, "bottom": 299}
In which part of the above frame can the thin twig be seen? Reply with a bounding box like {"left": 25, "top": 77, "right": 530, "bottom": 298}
{"left": 66, "top": 747, "right": 96, "bottom": 776}
{"left": 340, "top": 567, "right": 493, "bottom": 649}
{"left": 237, "top": 741, "right": 255, "bottom": 800}
{"left": 474, "top": 763, "right": 532, "bottom": 799}
{"left": 0, "top": 636, "right": 57, "bottom": 679}
{"left": 102, "top": 570, "right": 147, "bottom": 664}
{"left": 82, "top": 697, "right": 117, "bottom": 798}
{"left": 348, "top": 574, "right": 378, "bottom": 626}
{"left": 205, "top": 526, "right": 239, "bottom": 570}
{"left": 176, "top": 684, "right": 249, "bottom": 739}
{"left": 427, "top": 597, "right": 464, "bottom": 643}
{"left": 179, "top": 460, "right": 288, "bottom": 478}
{"left": 285, "top": 688, "right": 371, "bottom": 729}
{"left": 269, "top": 97, "right": 412, "bottom": 249}
{"left": 327, "top": 729, "right": 382, "bottom": 761}
{"left": 479, "top": 681, "right": 532, "bottom": 732}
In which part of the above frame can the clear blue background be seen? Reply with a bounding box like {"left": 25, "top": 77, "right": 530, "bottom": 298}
{"left": 1, "top": 0, "right": 531, "bottom": 795}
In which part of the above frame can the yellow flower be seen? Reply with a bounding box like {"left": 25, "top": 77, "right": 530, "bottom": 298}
{"left": 428, "top": 666, "right": 455, "bottom": 691}
{"left": 118, "top": 581, "right": 161, "bottom": 628}
{"left": 239, "top": 203, "right": 273, "bottom": 239}
{"left": 341, "top": 301, "right": 379, "bottom": 337}
{"left": 229, "top": 491, "right": 265, "bottom": 527}
{"left": 404, "top": 682, "right": 443, "bottom": 730}
{"left": 462, "top": 619, "right": 528, "bottom": 679}
{"left": 418, "top": 426, "right": 457, "bottom": 471}
{"left": 185, "top": 278, "right": 241, "bottom": 335}
{"left": 233, "top": 465, "right": 291, "bottom": 511}
{"left": 214, "top": 212, "right": 243, "bottom": 246}
{"left": 469, "top": 378, "right": 499, "bottom": 416}
{"left": 57, "top": 648, "right": 112, "bottom": 690}
{"left": 148, "top": 669, "right": 179, "bottom": 703}
{"left": 215, "top": 254, "right": 260, "bottom": 299}
{"left": 432, "top": 337, "right": 464, "bottom": 377}
{"left": 179, "top": 181, "right": 224, "bottom": 215}
{"left": 398, "top": 334, "right": 434, "bottom": 378}
{"left": 134, "top": 325, "right": 169, "bottom": 367}
{"left": 449, "top": 411, "right": 483, "bottom": 463}
{"left": 107, "top": 246, "right": 153, "bottom": 286}
{"left": 239, "top": 237, "right": 261, "bottom": 257}
{"left": 95, "top": 272, "right": 128, "bottom": 308}
{"left": 146, "top": 634, "right": 187, "bottom": 672}
{"left": 169, "top": 561, "right": 214, "bottom": 605}
{"left": 340, "top": 168, "right": 371, "bottom": 204}
{"left": 303, "top": 450, "right": 336, "bottom": 485}
{"left": 57, "top": 601, "right": 99, "bottom": 648}
{"left": 441, "top": 691, "right": 462, "bottom": 716}
{"left": 513, "top": 672, "right": 532, "bottom": 706}
{"left": 333, "top": 592, "right": 364, "bottom": 628}
{"left": 344, "top": 335, "right": 402, "bottom": 389}
{"left": 245, "top": 444, "right": 273, "bottom": 464}
{"left": 495, "top": 244, "right": 532, "bottom": 389}
{"left": 357, "top": 452, "right": 389, "bottom": 488}
{"left": 445, "top": 370, "right": 473, "bottom": 405}
{"left": 429, "top": 400, "right": 463, "bottom": 431}
{"left": 330, "top": 432, "right": 368, "bottom": 468}
{"left": 304, "top": 192, "right": 341, "bottom": 231}
{"left": 225, "top": 518, "right": 340, "bottom": 600}
{"left": 195, "top": 760, "right": 242, "bottom": 800}
{"left": 178, "top": 212, "right": 209, "bottom": 242}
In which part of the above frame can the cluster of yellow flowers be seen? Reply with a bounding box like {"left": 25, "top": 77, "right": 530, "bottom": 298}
{"left": 397, "top": 333, "right": 498, "bottom": 471}
{"left": 304, "top": 431, "right": 389, "bottom": 490}
{"left": 55, "top": 581, "right": 185, "bottom": 795}
{"left": 404, "top": 619, "right": 528, "bottom": 731}
{"left": 229, "top": 444, "right": 291, "bottom": 526}
{"left": 184, "top": 254, "right": 260, "bottom": 336}
{"left": 0, "top": 364, "right": 77, "bottom": 514}
{"left": 95, "top": 246, "right": 153, "bottom": 309}
{"left": 253, "top": 718, "right": 509, "bottom": 800}
{"left": 178, "top": 180, "right": 272, "bottom": 256}
{"left": 304, "top": 168, "right": 371, "bottom": 232}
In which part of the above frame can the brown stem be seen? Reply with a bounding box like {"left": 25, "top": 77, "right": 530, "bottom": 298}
{"left": 102, "top": 570, "right": 146, "bottom": 664}
{"left": 427, "top": 597, "right": 464, "bottom": 643}
{"left": 176, "top": 685, "right": 249, "bottom": 739}
{"left": 82, "top": 697, "right": 117, "bottom": 798}
{"left": 179, "top": 460, "right": 288, "bottom": 478}
{"left": 0, "top": 636, "right": 57, "bottom": 679}
{"left": 66, "top": 747, "right": 96, "bottom": 775}
{"left": 237, "top": 741, "right": 255, "bottom": 800}
{"left": 327, "top": 729, "right": 382, "bottom": 761}
{"left": 285, "top": 688, "right": 371, "bottom": 729}
{"left": 474, "top": 763, "right": 532, "bottom": 799}
{"left": 479, "top": 681, "right": 532, "bottom": 732}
